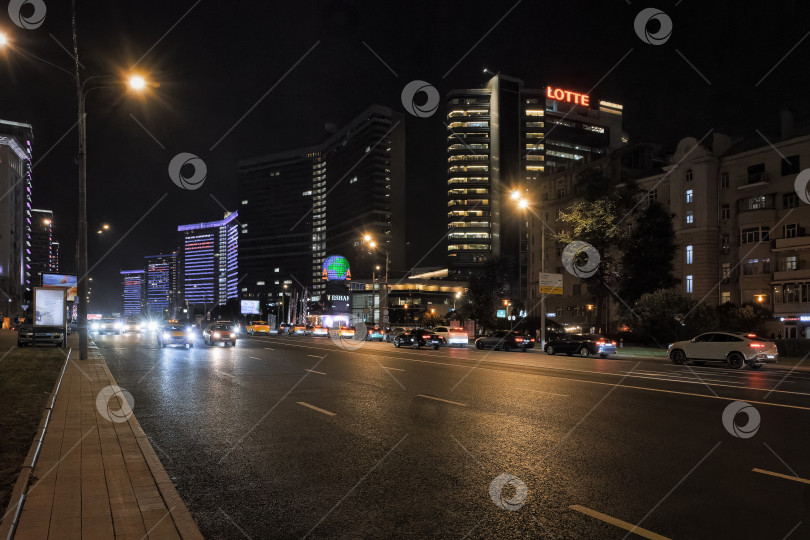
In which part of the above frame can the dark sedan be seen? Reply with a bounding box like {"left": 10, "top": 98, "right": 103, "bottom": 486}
{"left": 393, "top": 330, "right": 441, "bottom": 349}
{"left": 474, "top": 330, "right": 533, "bottom": 351}
{"left": 544, "top": 333, "right": 617, "bottom": 358}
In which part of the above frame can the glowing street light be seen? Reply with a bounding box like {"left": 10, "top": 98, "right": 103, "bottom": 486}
{"left": 128, "top": 74, "right": 147, "bottom": 91}
{"left": 102, "top": 224, "right": 110, "bottom": 230}
{"left": 0, "top": 33, "right": 8, "bottom": 47}
{"left": 510, "top": 190, "right": 521, "bottom": 200}
{"left": 518, "top": 198, "right": 529, "bottom": 209}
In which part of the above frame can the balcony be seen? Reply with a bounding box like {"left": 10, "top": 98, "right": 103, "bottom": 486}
{"left": 737, "top": 172, "right": 770, "bottom": 190}
{"left": 773, "top": 268, "right": 810, "bottom": 282}
{"left": 773, "top": 235, "right": 810, "bottom": 251}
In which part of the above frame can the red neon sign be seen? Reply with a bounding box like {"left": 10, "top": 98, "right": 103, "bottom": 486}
{"left": 546, "top": 86, "right": 590, "bottom": 107}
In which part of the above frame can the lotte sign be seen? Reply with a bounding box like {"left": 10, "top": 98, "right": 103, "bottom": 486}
{"left": 546, "top": 86, "right": 589, "bottom": 107}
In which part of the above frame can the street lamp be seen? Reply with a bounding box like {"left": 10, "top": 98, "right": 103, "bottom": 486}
{"left": 362, "top": 234, "right": 390, "bottom": 328}
{"left": 0, "top": 33, "right": 8, "bottom": 47}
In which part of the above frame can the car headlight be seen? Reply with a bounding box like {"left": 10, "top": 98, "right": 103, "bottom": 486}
{"left": 230, "top": 332, "right": 236, "bottom": 338}
{"left": 213, "top": 332, "right": 221, "bottom": 338}
{"left": 90, "top": 324, "right": 99, "bottom": 331}
{"left": 148, "top": 321, "right": 158, "bottom": 331}
{"left": 162, "top": 332, "right": 171, "bottom": 340}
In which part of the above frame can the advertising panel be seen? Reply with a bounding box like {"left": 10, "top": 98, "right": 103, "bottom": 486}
{"left": 42, "top": 273, "right": 78, "bottom": 302}
{"left": 241, "top": 300, "right": 260, "bottom": 315}
{"left": 33, "top": 287, "right": 66, "bottom": 327}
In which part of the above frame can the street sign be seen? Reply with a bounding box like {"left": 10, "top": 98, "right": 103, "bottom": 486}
{"left": 539, "top": 272, "right": 564, "bottom": 295}
{"left": 496, "top": 309, "right": 507, "bottom": 318}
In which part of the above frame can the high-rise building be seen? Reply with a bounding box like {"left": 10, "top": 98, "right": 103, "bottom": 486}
{"left": 51, "top": 241, "right": 60, "bottom": 272}
{"left": 31, "top": 209, "right": 54, "bottom": 284}
{"left": 144, "top": 253, "right": 179, "bottom": 316}
{"left": 238, "top": 105, "right": 405, "bottom": 309}
{"left": 0, "top": 118, "right": 34, "bottom": 315}
{"left": 446, "top": 75, "right": 625, "bottom": 297}
{"left": 121, "top": 269, "right": 145, "bottom": 317}
{"left": 178, "top": 211, "right": 239, "bottom": 310}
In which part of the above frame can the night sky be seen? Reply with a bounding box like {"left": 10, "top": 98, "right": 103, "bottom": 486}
{"left": 2, "top": 0, "right": 809, "bottom": 313}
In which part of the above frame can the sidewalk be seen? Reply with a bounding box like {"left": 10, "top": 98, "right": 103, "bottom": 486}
{"left": 6, "top": 343, "right": 202, "bottom": 539}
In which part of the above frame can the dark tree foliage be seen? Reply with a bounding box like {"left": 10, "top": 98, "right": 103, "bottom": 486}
{"left": 620, "top": 202, "right": 679, "bottom": 303}
{"left": 464, "top": 257, "right": 514, "bottom": 333}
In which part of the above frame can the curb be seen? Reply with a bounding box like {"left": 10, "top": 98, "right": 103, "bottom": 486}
{"left": 93, "top": 349, "right": 203, "bottom": 539}
{"left": 0, "top": 348, "right": 71, "bottom": 540}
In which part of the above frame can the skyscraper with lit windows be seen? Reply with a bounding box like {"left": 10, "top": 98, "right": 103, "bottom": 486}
{"left": 144, "top": 253, "right": 178, "bottom": 316}
{"left": 178, "top": 211, "right": 239, "bottom": 310}
{"left": 121, "top": 269, "right": 145, "bottom": 317}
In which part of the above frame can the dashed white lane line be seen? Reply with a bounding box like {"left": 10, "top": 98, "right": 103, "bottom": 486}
{"left": 297, "top": 402, "right": 336, "bottom": 416}
{"left": 415, "top": 394, "right": 466, "bottom": 407}
{"left": 753, "top": 468, "right": 810, "bottom": 485}
{"left": 382, "top": 366, "right": 405, "bottom": 371}
{"left": 264, "top": 347, "right": 274, "bottom": 350}
{"left": 569, "top": 505, "right": 670, "bottom": 540}
{"left": 305, "top": 369, "right": 326, "bottom": 375}
{"left": 516, "top": 387, "right": 567, "bottom": 397}
{"left": 308, "top": 354, "right": 323, "bottom": 358}
{"left": 249, "top": 356, "right": 261, "bottom": 360}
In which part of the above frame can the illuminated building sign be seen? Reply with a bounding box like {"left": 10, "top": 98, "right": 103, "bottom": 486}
{"left": 546, "top": 86, "right": 590, "bottom": 107}
{"left": 322, "top": 255, "right": 351, "bottom": 281}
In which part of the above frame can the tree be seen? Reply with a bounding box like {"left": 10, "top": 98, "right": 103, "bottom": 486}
{"left": 419, "top": 312, "right": 445, "bottom": 328}
{"left": 620, "top": 202, "right": 679, "bottom": 303}
{"left": 623, "top": 289, "right": 715, "bottom": 345}
{"left": 465, "top": 257, "right": 513, "bottom": 333}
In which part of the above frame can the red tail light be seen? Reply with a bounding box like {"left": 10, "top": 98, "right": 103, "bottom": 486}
{"left": 422, "top": 335, "right": 430, "bottom": 339}
{"left": 750, "top": 342, "right": 764, "bottom": 348}
{"left": 596, "top": 340, "right": 606, "bottom": 345}
{"left": 611, "top": 341, "right": 617, "bottom": 346}
{"left": 746, "top": 333, "right": 757, "bottom": 338}
{"left": 530, "top": 338, "right": 535, "bottom": 342}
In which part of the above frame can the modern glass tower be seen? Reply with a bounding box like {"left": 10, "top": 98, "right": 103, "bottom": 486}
{"left": 144, "top": 253, "right": 178, "bottom": 316}
{"left": 121, "top": 269, "right": 145, "bottom": 317}
{"left": 178, "top": 212, "right": 239, "bottom": 310}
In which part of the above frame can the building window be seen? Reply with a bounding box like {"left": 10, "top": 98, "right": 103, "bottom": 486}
{"left": 573, "top": 284, "right": 581, "bottom": 295}
{"left": 647, "top": 189, "right": 658, "bottom": 205}
{"left": 241, "top": 200, "right": 248, "bottom": 205}
{"left": 782, "top": 155, "right": 800, "bottom": 176}
{"left": 721, "top": 204, "right": 730, "bottom": 220}
{"left": 686, "top": 211, "right": 694, "bottom": 224}
{"left": 556, "top": 306, "right": 563, "bottom": 317}
{"left": 721, "top": 262, "right": 731, "bottom": 279}
{"left": 743, "top": 259, "right": 759, "bottom": 275}
{"left": 721, "top": 291, "right": 731, "bottom": 304}
{"left": 785, "top": 224, "right": 798, "bottom": 238}
{"left": 783, "top": 256, "right": 798, "bottom": 271}
{"left": 685, "top": 189, "right": 693, "bottom": 203}
{"left": 762, "top": 257, "right": 771, "bottom": 274}
{"left": 686, "top": 245, "right": 693, "bottom": 264}
{"left": 557, "top": 187, "right": 567, "bottom": 199}
{"left": 721, "top": 172, "right": 729, "bottom": 188}
{"left": 686, "top": 275, "right": 693, "bottom": 293}
{"left": 685, "top": 169, "right": 693, "bottom": 181}
{"left": 740, "top": 226, "right": 769, "bottom": 244}
{"left": 720, "top": 234, "right": 730, "bottom": 252}
{"left": 274, "top": 267, "right": 280, "bottom": 272}
{"left": 784, "top": 192, "right": 798, "bottom": 208}
{"left": 747, "top": 163, "right": 766, "bottom": 184}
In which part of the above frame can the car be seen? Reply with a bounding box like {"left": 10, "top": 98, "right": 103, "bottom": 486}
{"left": 158, "top": 324, "right": 194, "bottom": 348}
{"left": 393, "top": 330, "right": 441, "bottom": 349}
{"left": 246, "top": 320, "right": 270, "bottom": 335}
{"left": 305, "top": 325, "right": 314, "bottom": 336}
{"left": 123, "top": 319, "right": 141, "bottom": 334}
{"left": 668, "top": 332, "right": 778, "bottom": 369}
{"left": 17, "top": 317, "right": 64, "bottom": 347}
{"left": 434, "top": 326, "right": 470, "bottom": 347}
{"left": 292, "top": 324, "right": 307, "bottom": 335}
{"left": 279, "top": 323, "right": 292, "bottom": 334}
{"left": 364, "top": 326, "right": 385, "bottom": 341}
{"left": 203, "top": 323, "right": 237, "bottom": 346}
{"left": 338, "top": 326, "right": 356, "bottom": 338}
{"left": 475, "top": 330, "right": 533, "bottom": 352}
{"left": 386, "top": 327, "right": 407, "bottom": 343}
{"left": 312, "top": 325, "right": 329, "bottom": 337}
{"left": 92, "top": 318, "right": 122, "bottom": 335}
{"left": 544, "top": 334, "right": 616, "bottom": 358}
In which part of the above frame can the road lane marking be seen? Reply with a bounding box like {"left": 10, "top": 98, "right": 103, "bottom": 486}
{"left": 249, "top": 356, "right": 261, "bottom": 360}
{"left": 752, "top": 468, "right": 810, "bottom": 485}
{"left": 305, "top": 369, "right": 326, "bottom": 375}
{"left": 416, "top": 394, "right": 466, "bottom": 407}
{"left": 382, "top": 366, "right": 405, "bottom": 371}
{"left": 264, "top": 347, "right": 274, "bottom": 350}
{"left": 297, "top": 402, "right": 336, "bottom": 416}
{"left": 569, "top": 505, "right": 670, "bottom": 540}
{"left": 308, "top": 354, "right": 323, "bottom": 358}
{"left": 516, "top": 387, "right": 567, "bottom": 397}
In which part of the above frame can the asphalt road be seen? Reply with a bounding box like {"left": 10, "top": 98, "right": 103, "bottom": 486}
{"left": 95, "top": 331, "right": 810, "bottom": 539}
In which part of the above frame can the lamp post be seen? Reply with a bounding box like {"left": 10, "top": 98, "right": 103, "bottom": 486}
{"left": 362, "top": 234, "right": 389, "bottom": 329}
{"left": 514, "top": 193, "right": 542, "bottom": 346}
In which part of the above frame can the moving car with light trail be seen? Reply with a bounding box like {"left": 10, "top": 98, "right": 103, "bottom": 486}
{"left": 433, "top": 326, "right": 470, "bottom": 347}
{"left": 668, "top": 332, "right": 777, "bottom": 369}
{"left": 393, "top": 330, "right": 441, "bottom": 349}
{"left": 92, "top": 318, "right": 122, "bottom": 335}
{"left": 292, "top": 324, "right": 307, "bottom": 335}
{"left": 312, "top": 325, "right": 329, "bottom": 337}
{"left": 338, "top": 326, "right": 356, "bottom": 338}
{"left": 123, "top": 318, "right": 141, "bottom": 333}
{"left": 545, "top": 334, "right": 616, "bottom": 358}
{"left": 203, "top": 323, "right": 237, "bottom": 346}
{"left": 475, "top": 330, "right": 533, "bottom": 351}
{"left": 158, "top": 324, "right": 194, "bottom": 348}
{"left": 246, "top": 320, "right": 270, "bottom": 335}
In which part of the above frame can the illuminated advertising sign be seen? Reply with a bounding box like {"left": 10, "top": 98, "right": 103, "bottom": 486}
{"left": 42, "top": 273, "right": 78, "bottom": 302}
{"left": 241, "top": 300, "right": 260, "bottom": 315}
{"left": 322, "top": 255, "right": 351, "bottom": 281}
{"left": 33, "top": 287, "right": 66, "bottom": 327}
{"left": 496, "top": 309, "right": 507, "bottom": 318}
{"left": 546, "top": 86, "right": 590, "bottom": 107}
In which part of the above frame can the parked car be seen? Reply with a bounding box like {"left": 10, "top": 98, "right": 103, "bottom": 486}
{"left": 91, "top": 318, "right": 122, "bottom": 335}
{"left": 364, "top": 326, "right": 385, "bottom": 341}
{"left": 393, "top": 330, "right": 441, "bottom": 349}
{"left": 17, "top": 317, "right": 64, "bottom": 347}
{"left": 668, "top": 332, "right": 778, "bottom": 369}
{"left": 475, "top": 330, "right": 533, "bottom": 352}
{"left": 386, "top": 327, "right": 407, "bottom": 343}
{"left": 545, "top": 334, "right": 616, "bottom": 358}
{"left": 312, "top": 325, "right": 329, "bottom": 337}
{"left": 246, "top": 320, "right": 270, "bottom": 335}
{"left": 158, "top": 324, "right": 194, "bottom": 348}
{"left": 203, "top": 323, "right": 237, "bottom": 346}
{"left": 434, "top": 326, "right": 470, "bottom": 347}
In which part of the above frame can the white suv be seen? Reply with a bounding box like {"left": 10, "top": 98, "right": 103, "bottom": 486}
{"left": 433, "top": 326, "right": 470, "bottom": 347}
{"left": 668, "top": 332, "right": 778, "bottom": 369}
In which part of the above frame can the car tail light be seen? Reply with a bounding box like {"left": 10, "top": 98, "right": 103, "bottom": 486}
{"left": 596, "top": 340, "right": 606, "bottom": 345}
{"left": 515, "top": 337, "right": 523, "bottom": 342}
{"left": 746, "top": 333, "right": 757, "bottom": 338}
{"left": 422, "top": 335, "right": 430, "bottom": 339}
{"left": 611, "top": 341, "right": 617, "bottom": 346}
{"left": 749, "top": 342, "right": 764, "bottom": 348}
{"left": 530, "top": 338, "right": 535, "bottom": 342}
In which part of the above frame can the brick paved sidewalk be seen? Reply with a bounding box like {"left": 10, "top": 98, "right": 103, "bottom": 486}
{"left": 11, "top": 344, "right": 202, "bottom": 539}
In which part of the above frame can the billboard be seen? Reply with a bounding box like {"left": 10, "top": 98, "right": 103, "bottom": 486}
{"left": 241, "top": 300, "right": 260, "bottom": 315}
{"left": 539, "top": 273, "right": 564, "bottom": 295}
{"left": 42, "top": 273, "right": 78, "bottom": 302}
{"left": 33, "top": 287, "right": 66, "bottom": 327}
{"left": 321, "top": 255, "right": 351, "bottom": 281}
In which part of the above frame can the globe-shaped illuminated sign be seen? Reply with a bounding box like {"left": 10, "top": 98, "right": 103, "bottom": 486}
{"left": 322, "top": 255, "right": 351, "bottom": 281}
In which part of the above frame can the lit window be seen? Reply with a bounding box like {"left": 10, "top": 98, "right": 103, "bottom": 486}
{"left": 350, "top": 176, "right": 358, "bottom": 184}
{"left": 365, "top": 146, "right": 370, "bottom": 153}
{"left": 303, "top": 191, "right": 312, "bottom": 196}
{"left": 256, "top": 281, "right": 265, "bottom": 286}
{"left": 686, "top": 211, "right": 694, "bottom": 224}
{"left": 686, "top": 275, "right": 693, "bottom": 293}
{"left": 686, "top": 245, "right": 693, "bottom": 264}
{"left": 274, "top": 267, "right": 280, "bottom": 272}
{"left": 685, "top": 189, "right": 693, "bottom": 203}
{"left": 241, "top": 200, "right": 248, "bottom": 205}
{"left": 721, "top": 291, "right": 731, "bottom": 304}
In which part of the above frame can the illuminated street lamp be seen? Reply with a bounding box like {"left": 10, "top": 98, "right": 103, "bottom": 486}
{"left": 362, "top": 234, "right": 390, "bottom": 328}
{"left": 0, "top": 33, "right": 8, "bottom": 47}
